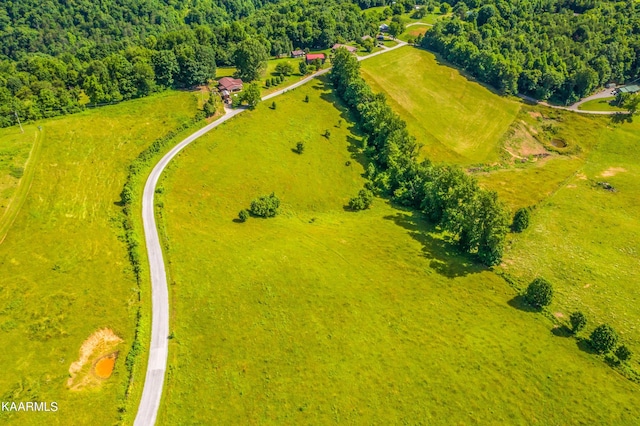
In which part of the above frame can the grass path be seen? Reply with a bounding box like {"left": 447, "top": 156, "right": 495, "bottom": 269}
{"left": 0, "top": 129, "right": 42, "bottom": 244}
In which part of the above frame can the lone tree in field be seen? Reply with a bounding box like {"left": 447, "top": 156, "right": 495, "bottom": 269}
{"left": 271, "top": 101, "right": 276, "bottom": 109}
{"left": 512, "top": 207, "right": 530, "bottom": 232}
{"left": 590, "top": 324, "right": 618, "bottom": 353}
{"left": 324, "top": 129, "right": 331, "bottom": 139}
{"left": 250, "top": 193, "right": 280, "bottom": 218}
{"left": 615, "top": 345, "right": 632, "bottom": 362}
{"left": 203, "top": 95, "right": 217, "bottom": 117}
{"left": 524, "top": 277, "right": 553, "bottom": 309}
{"left": 242, "top": 83, "right": 261, "bottom": 109}
{"left": 304, "top": 94, "right": 309, "bottom": 103}
{"left": 295, "top": 142, "right": 305, "bottom": 154}
{"left": 348, "top": 188, "right": 374, "bottom": 211}
{"left": 569, "top": 311, "right": 587, "bottom": 334}
{"left": 238, "top": 209, "right": 249, "bottom": 222}
{"left": 233, "top": 38, "right": 268, "bottom": 81}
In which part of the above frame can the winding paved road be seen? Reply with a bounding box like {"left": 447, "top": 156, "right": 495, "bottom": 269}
{"left": 134, "top": 39, "right": 627, "bottom": 424}
{"left": 134, "top": 42, "right": 407, "bottom": 426}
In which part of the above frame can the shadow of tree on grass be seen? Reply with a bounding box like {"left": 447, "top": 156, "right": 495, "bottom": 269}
{"left": 507, "top": 295, "right": 540, "bottom": 313}
{"left": 383, "top": 209, "right": 484, "bottom": 279}
{"left": 551, "top": 325, "right": 573, "bottom": 338}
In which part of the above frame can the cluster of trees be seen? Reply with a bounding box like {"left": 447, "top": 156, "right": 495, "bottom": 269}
{"left": 523, "top": 277, "right": 632, "bottom": 362}
{"left": 331, "top": 48, "right": 510, "bottom": 265}
{"left": 0, "top": 0, "right": 373, "bottom": 127}
{"left": 421, "top": 0, "right": 640, "bottom": 103}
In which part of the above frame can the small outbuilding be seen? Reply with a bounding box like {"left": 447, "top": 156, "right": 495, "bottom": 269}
{"left": 305, "top": 53, "right": 326, "bottom": 64}
{"left": 616, "top": 85, "right": 640, "bottom": 94}
{"left": 291, "top": 49, "right": 305, "bottom": 58}
{"left": 361, "top": 35, "right": 373, "bottom": 41}
{"left": 379, "top": 24, "right": 389, "bottom": 32}
{"left": 332, "top": 44, "right": 358, "bottom": 54}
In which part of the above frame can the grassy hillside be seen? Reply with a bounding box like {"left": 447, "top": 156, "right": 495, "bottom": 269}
{"left": 360, "top": 47, "right": 521, "bottom": 164}
{"left": 157, "top": 78, "right": 640, "bottom": 424}
{"left": 499, "top": 117, "right": 640, "bottom": 358}
{"left": 0, "top": 91, "right": 199, "bottom": 425}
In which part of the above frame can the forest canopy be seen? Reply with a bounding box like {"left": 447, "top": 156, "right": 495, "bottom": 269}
{"left": 0, "top": 0, "right": 372, "bottom": 127}
{"left": 421, "top": 0, "right": 640, "bottom": 103}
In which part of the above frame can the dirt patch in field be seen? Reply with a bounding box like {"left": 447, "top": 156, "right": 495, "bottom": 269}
{"left": 67, "top": 328, "right": 123, "bottom": 390}
{"left": 502, "top": 121, "right": 549, "bottom": 160}
{"left": 554, "top": 312, "right": 565, "bottom": 319}
{"left": 576, "top": 173, "right": 587, "bottom": 180}
{"left": 600, "top": 167, "right": 627, "bottom": 177}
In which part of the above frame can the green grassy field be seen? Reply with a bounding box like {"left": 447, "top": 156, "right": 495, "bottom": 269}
{"left": 499, "top": 117, "right": 640, "bottom": 358}
{"left": 360, "top": 47, "right": 521, "bottom": 164}
{"left": 156, "top": 77, "right": 640, "bottom": 424}
{"left": 578, "top": 97, "right": 627, "bottom": 112}
{"left": 0, "top": 90, "right": 200, "bottom": 425}
{"left": 399, "top": 24, "right": 432, "bottom": 42}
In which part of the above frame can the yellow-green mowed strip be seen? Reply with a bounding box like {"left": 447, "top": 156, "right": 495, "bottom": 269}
{"left": 157, "top": 78, "right": 640, "bottom": 424}
{"left": 360, "top": 47, "right": 521, "bottom": 165}
{"left": 0, "top": 90, "right": 199, "bottom": 425}
{"left": 0, "top": 128, "right": 42, "bottom": 243}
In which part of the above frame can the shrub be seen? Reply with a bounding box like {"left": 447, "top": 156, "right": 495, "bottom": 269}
{"left": 238, "top": 209, "right": 249, "bottom": 222}
{"left": 265, "top": 79, "right": 271, "bottom": 87}
{"left": 524, "top": 277, "right": 553, "bottom": 309}
{"left": 250, "top": 193, "right": 280, "bottom": 218}
{"left": 295, "top": 142, "right": 305, "bottom": 154}
{"left": 512, "top": 207, "right": 530, "bottom": 232}
{"left": 324, "top": 129, "right": 331, "bottom": 139}
{"left": 271, "top": 101, "right": 276, "bottom": 109}
{"left": 348, "top": 188, "right": 374, "bottom": 211}
{"left": 590, "top": 324, "right": 618, "bottom": 353}
{"left": 615, "top": 345, "right": 632, "bottom": 362}
{"left": 569, "top": 311, "right": 587, "bottom": 334}
{"left": 304, "top": 94, "right": 309, "bottom": 103}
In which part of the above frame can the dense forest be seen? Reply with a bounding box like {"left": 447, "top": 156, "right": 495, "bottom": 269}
{"left": 0, "top": 0, "right": 373, "bottom": 127}
{"left": 421, "top": 0, "right": 640, "bottom": 103}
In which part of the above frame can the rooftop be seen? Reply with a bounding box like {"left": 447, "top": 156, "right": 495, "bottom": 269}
{"left": 618, "top": 85, "right": 640, "bottom": 93}
{"left": 306, "top": 53, "right": 326, "bottom": 60}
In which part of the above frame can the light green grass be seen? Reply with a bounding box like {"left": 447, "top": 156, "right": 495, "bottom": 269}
{"left": 216, "top": 67, "right": 237, "bottom": 78}
{"left": 0, "top": 128, "right": 40, "bottom": 240}
{"left": 0, "top": 90, "right": 199, "bottom": 425}
{"left": 398, "top": 24, "right": 431, "bottom": 42}
{"left": 500, "top": 117, "right": 640, "bottom": 358}
{"left": 360, "top": 47, "right": 521, "bottom": 164}
{"left": 157, "top": 77, "right": 640, "bottom": 424}
{"left": 578, "top": 97, "right": 627, "bottom": 112}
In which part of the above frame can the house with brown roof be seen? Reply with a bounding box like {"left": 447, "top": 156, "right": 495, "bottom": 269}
{"left": 218, "top": 77, "right": 243, "bottom": 93}
{"left": 305, "top": 53, "right": 326, "bottom": 64}
{"left": 332, "top": 44, "right": 358, "bottom": 54}
{"left": 291, "top": 49, "right": 305, "bottom": 58}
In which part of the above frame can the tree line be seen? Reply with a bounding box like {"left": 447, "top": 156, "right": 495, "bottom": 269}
{"left": 0, "top": 0, "right": 373, "bottom": 127}
{"left": 331, "top": 48, "right": 510, "bottom": 266}
{"left": 421, "top": 0, "right": 640, "bottom": 104}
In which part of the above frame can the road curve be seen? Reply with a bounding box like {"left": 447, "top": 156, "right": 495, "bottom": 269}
{"left": 134, "top": 44, "right": 408, "bottom": 426}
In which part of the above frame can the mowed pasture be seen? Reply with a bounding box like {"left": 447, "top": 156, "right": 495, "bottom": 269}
{"left": 0, "top": 91, "right": 199, "bottom": 425}
{"left": 360, "top": 47, "right": 521, "bottom": 164}
{"left": 157, "top": 78, "right": 640, "bottom": 424}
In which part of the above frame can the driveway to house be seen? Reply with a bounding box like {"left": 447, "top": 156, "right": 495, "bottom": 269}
{"left": 518, "top": 92, "right": 628, "bottom": 115}
{"left": 134, "top": 43, "right": 410, "bottom": 426}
